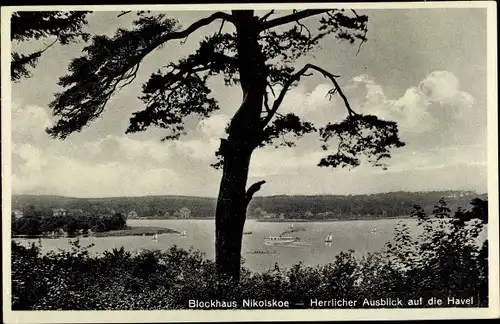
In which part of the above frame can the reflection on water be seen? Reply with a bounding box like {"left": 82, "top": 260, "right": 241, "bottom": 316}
{"left": 13, "top": 219, "right": 486, "bottom": 272}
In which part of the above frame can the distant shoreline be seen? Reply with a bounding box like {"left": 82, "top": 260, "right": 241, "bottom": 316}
{"left": 129, "top": 216, "right": 413, "bottom": 222}
{"left": 12, "top": 226, "right": 180, "bottom": 239}
{"left": 254, "top": 216, "right": 413, "bottom": 222}
{"left": 94, "top": 226, "right": 179, "bottom": 237}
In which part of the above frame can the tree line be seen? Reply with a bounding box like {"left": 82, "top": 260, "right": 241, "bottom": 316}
{"left": 12, "top": 206, "right": 127, "bottom": 237}
{"left": 13, "top": 191, "right": 486, "bottom": 220}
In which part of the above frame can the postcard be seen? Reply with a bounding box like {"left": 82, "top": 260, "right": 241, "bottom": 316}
{"left": 2, "top": 1, "right": 498, "bottom": 322}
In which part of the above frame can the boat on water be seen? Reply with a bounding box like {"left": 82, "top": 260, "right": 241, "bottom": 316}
{"left": 371, "top": 227, "right": 377, "bottom": 234}
{"left": 243, "top": 231, "right": 253, "bottom": 235}
{"left": 325, "top": 233, "right": 333, "bottom": 246}
{"left": 152, "top": 233, "right": 158, "bottom": 241}
{"left": 246, "top": 250, "right": 276, "bottom": 255}
{"left": 180, "top": 231, "right": 187, "bottom": 237}
{"left": 264, "top": 236, "right": 299, "bottom": 246}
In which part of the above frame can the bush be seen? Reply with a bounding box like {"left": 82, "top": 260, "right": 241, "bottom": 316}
{"left": 11, "top": 198, "right": 488, "bottom": 310}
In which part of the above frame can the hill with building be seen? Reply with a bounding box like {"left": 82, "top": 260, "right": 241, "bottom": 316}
{"left": 11, "top": 190, "right": 487, "bottom": 221}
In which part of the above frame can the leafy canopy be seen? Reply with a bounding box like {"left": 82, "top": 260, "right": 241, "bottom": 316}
{"left": 11, "top": 11, "right": 91, "bottom": 82}
{"left": 46, "top": 10, "right": 404, "bottom": 170}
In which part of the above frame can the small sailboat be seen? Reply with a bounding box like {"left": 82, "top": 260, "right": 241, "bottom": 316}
{"left": 152, "top": 233, "right": 158, "bottom": 241}
{"left": 325, "top": 233, "right": 333, "bottom": 246}
{"left": 371, "top": 227, "right": 377, "bottom": 234}
{"left": 180, "top": 230, "right": 187, "bottom": 237}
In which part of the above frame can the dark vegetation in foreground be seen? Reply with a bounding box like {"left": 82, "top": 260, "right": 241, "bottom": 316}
{"left": 12, "top": 199, "right": 488, "bottom": 310}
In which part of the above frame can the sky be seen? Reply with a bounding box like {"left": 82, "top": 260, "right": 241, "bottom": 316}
{"left": 8, "top": 7, "right": 490, "bottom": 198}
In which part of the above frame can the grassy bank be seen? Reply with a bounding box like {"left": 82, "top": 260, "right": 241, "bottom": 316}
{"left": 93, "top": 226, "right": 179, "bottom": 237}
{"left": 12, "top": 226, "right": 180, "bottom": 239}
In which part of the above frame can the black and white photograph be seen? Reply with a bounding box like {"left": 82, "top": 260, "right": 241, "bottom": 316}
{"left": 2, "top": 2, "right": 499, "bottom": 322}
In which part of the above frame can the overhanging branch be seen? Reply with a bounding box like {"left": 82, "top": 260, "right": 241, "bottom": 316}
{"left": 157, "top": 11, "right": 235, "bottom": 45}
{"left": 261, "top": 63, "right": 358, "bottom": 127}
{"left": 259, "top": 9, "right": 330, "bottom": 31}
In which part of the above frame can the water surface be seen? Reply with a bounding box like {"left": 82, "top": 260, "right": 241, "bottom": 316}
{"left": 14, "top": 219, "right": 485, "bottom": 272}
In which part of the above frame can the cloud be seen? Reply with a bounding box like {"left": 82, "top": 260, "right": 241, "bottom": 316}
{"left": 274, "top": 83, "right": 347, "bottom": 125}
{"left": 196, "top": 114, "right": 230, "bottom": 138}
{"left": 9, "top": 105, "right": 225, "bottom": 197}
{"left": 12, "top": 154, "right": 184, "bottom": 197}
{"left": 367, "top": 144, "right": 487, "bottom": 174}
{"left": 174, "top": 138, "right": 220, "bottom": 161}
{"left": 8, "top": 70, "right": 485, "bottom": 197}
{"left": 345, "top": 71, "right": 477, "bottom": 134}
{"left": 249, "top": 146, "right": 327, "bottom": 178}
{"left": 11, "top": 104, "right": 53, "bottom": 143}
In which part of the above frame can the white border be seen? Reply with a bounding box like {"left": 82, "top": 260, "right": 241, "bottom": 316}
{"left": 2, "top": 2, "right": 499, "bottom": 323}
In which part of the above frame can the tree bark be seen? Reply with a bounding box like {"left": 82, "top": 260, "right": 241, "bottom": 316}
{"left": 215, "top": 10, "right": 267, "bottom": 281}
{"left": 215, "top": 143, "right": 253, "bottom": 281}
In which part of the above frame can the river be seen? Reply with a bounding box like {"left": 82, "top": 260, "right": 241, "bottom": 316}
{"left": 12, "top": 218, "right": 486, "bottom": 272}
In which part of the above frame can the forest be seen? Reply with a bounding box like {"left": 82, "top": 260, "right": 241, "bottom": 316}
{"left": 12, "top": 190, "right": 487, "bottom": 220}
{"left": 12, "top": 207, "right": 127, "bottom": 237}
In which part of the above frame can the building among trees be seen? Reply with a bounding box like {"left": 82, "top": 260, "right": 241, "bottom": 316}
{"left": 12, "top": 209, "right": 23, "bottom": 219}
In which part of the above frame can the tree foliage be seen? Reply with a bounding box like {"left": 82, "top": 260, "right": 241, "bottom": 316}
{"left": 11, "top": 11, "right": 91, "bottom": 82}
{"left": 12, "top": 206, "right": 127, "bottom": 236}
{"left": 46, "top": 10, "right": 404, "bottom": 170}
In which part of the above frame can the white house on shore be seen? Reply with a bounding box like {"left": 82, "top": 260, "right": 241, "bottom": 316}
{"left": 52, "top": 208, "right": 67, "bottom": 217}
{"left": 12, "top": 209, "right": 23, "bottom": 219}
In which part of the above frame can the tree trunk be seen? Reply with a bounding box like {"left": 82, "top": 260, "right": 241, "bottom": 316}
{"left": 215, "top": 10, "right": 266, "bottom": 281}
{"left": 215, "top": 143, "right": 253, "bottom": 281}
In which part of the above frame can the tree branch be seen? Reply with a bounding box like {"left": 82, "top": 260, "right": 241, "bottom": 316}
{"left": 38, "top": 37, "right": 59, "bottom": 55}
{"left": 217, "top": 19, "right": 226, "bottom": 35}
{"left": 356, "top": 38, "right": 366, "bottom": 56}
{"left": 259, "top": 10, "right": 275, "bottom": 22}
{"left": 173, "top": 12, "right": 234, "bottom": 39}
{"left": 293, "top": 9, "right": 312, "bottom": 41}
{"left": 152, "top": 12, "right": 235, "bottom": 48}
{"left": 117, "top": 11, "right": 131, "bottom": 18}
{"left": 262, "top": 63, "right": 357, "bottom": 127}
{"left": 259, "top": 9, "right": 330, "bottom": 31}
{"left": 263, "top": 90, "right": 271, "bottom": 113}
{"left": 245, "top": 180, "right": 266, "bottom": 205}
{"left": 267, "top": 82, "right": 276, "bottom": 97}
